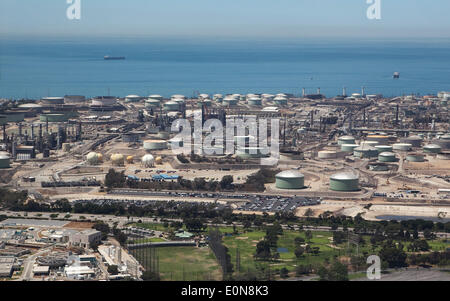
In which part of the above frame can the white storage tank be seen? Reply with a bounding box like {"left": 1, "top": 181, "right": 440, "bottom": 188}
{"left": 125, "top": 95, "right": 142, "bottom": 102}
{"left": 338, "top": 136, "right": 356, "bottom": 145}
{"left": 141, "top": 154, "right": 155, "bottom": 167}
{"left": 144, "top": 140, "right": 168, "bottom": 151}
{"left": 318, "top": 150, "right": 338, "bottom": 159}
{"left": 41, "top": 97, "right": 64, "bottom": 105}
{"left": 393, "top": 143, "right": 412, "bottom": 151}
{"left": 423, "top": 144, "right": 442, "bottom": 154}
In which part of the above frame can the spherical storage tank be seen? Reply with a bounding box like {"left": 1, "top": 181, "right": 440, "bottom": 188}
{"left": 393, "top": 143, "right": 412, "bottom": 151}
{"left": 330, "top": 172, "right": 359, "bottom": 192}
{"left": 341, "top": 144, "right": 359, "bottom": 152}
{"left": 275, "top": 170, "right": 305, "bottom": 189}
{"left": 423, "top": 144, "right": 442, "bottom": 154}
{"left": 126, "top": 156, "right": 134, "bottom": 164}
{"left": 86, "top": 152, "right": 100, "bottom": 165}
{"left": 0, "top": 152, "right": 11, "bottom": 169}
{"left": 338, "top": 136, "right": 356, "bottom": 145}
{"left": 406, "top": 153, "right": 425, "bottom": 162}
{"left": 110, "top": 154, "right": 125, "bottom": 166}
{"left": 378, "top": 152, "right": 397, "bottom": 162}
{"left": 141, "top": 154, "right": 155, "bottom": 167}
{"left": 144, "top": 140, "right": 168, "bottom": 151}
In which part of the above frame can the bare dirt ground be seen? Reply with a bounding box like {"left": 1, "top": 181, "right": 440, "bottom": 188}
{"left": 64, "top": 221, "right": 95, "bottom": 229}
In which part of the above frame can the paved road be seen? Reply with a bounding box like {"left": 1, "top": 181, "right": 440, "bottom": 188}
{"left": 20, "top": 245, "right": 54, "bottom": 281}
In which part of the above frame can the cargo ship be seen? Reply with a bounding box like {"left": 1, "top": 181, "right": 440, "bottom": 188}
{"left": 104, "top": 56, "right": 126, "bottom": 60}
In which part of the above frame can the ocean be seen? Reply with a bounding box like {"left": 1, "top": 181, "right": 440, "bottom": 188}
{"left": 1, "top": 37, "right": 450, "bottom": 99}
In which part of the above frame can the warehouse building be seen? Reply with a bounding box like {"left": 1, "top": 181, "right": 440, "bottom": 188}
{"left": 68, "top": 229, "right": 102, "bottom": 249}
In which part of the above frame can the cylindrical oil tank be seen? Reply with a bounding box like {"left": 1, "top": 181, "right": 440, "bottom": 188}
{"left": 400, "top": 136, "right": 423, "bottom": 147}
{"left": 40, "top": 114, "right": 68, "bottom": 123}
{"left": 0, "top": 152, "right": 11, "bottom": 168}
{"left": 248, "top": 97, "right": 262, "bottom": 106}
{"left": 273, "top": 96, "right": 288, "bottom": 106}
{"left": 91, "top": 96, "right": 117, "bottom": 106}
{"left": 163, "top": 101, "right": 180, "bottom": 112}
{"left": 423, "top": 144, "right": 442, "bottom": 154}
{"left": 41, "top": 97, "right": 64, "bottom": 105}
{"left": 406, "top": 153, "right": 425, "bottom": 162}
{"left": 393, "top": 143, "right": 412, "bottom": 151}
{"left": 213, "top": 94, "right": 223, "bottom": 102}
{"left": 145, "top": 99, "right": 161, "bottom": 108}
{"left": 64, "top": 95, "right": 86, "bottom": 104}
{"left": 378, "top": 152, "right": 397, "bottom": 162}
{"left": 375, "top": 145, "right": 393, "bottom": 153}
{"left": 367, "top": 135, "right": 390, "bottom": 145}
{"left": 149, "top": 95, "right": 163, "bottom": 101}
{"left": 330, "top": 172, "right": 359, "bottom": 191}
{"left": 144, "top": 140, "right": 168, "bottom": 151}
{"left": 280, "top": 150, "right": 304, "bottom": 161}
{"left": 353, "top": 145, "right": 378, "bottom": 158}
{"left": 171, "top": 95, "right": 186, "bottom": 101}
{"left": 432, "top": 139, "right": 450, "bottom": 150}
{"left": 338, "top": 136, "right": 356, "bottom": 145}
{"left": 275, "top": 170, "right": 305, "bottom": 189}
{"left": 157, "top": 131, "right": 170, "bottom": 140}
{"left": 437, "top": 151, "right": 450, "bottom": 160}
{"left": 341, "top": 144, "right": 359, "bottom": 152}
{"left": 125, "top": 95, "right": 141, "bottom": 102}
{"left": 223, "top": 96, "right": 238, "bottom": 106}
{"left": 318, "top": 150, "right": 338, "bottom": 159}
{"left": 360, "top": 141, "right": 379, "bottom": 147}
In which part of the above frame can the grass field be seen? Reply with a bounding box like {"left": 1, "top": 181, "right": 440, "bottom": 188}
{"left": 132, "top": 222, "right": 449, "bottom": 279}
{"left": 132, "top": 246, "right": 222, "bottom": 281}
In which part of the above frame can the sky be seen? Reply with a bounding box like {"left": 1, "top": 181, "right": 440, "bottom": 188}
{"left": 1, "top": 0, "right": 450, "bottom": 39}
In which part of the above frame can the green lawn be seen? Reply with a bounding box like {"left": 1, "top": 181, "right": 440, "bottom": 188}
{"left": 132, "top": 246, "right": 222, "bottom": 281}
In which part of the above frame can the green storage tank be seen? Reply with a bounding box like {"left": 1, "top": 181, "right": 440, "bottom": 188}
{"left": 378, "top": 152, "right": 397, "bottom": 162}
{"left": 330, "top": 172, "right": 359, "bottom": 191}
{"left": 275, "top": 170, "right": 305, "bottom": 189}
{"left": 0, "top": 153, "right": 11, "bottom": 169}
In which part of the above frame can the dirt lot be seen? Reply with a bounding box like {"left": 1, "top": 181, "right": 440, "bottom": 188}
{"left": 64, "top": 221, "right": 95, "bottom": 229}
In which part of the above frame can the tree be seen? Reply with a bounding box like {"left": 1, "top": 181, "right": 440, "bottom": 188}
{"left": 294, "top": 237, "right": 305, "bottom": 245}
{"left": 105, "top": 169, "right": 125, "bottom": 189}
{"left": 305, "top": 230, "right": 313, "bottom": 242}
{"left": 379, "top": 244, "right": 407, "bottom": 268}
{"left": 294, "top": 246, "right": 305, "bottom": 259}
{"left": 220, "top": 175, "right": 234, "bottom": 190}
{"left": 318, "top": 261, "right": 349, "bottom": 281}
{"left": 254, "top": 240, "right": 273, "bottom": 261}
{"left": 280, "top": 267, "right": 289, "bottom": 279}
{"left": 142, "top": 270, "right": 160, "bottom": 281}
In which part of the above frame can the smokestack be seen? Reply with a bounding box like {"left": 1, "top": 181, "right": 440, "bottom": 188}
{"left": 39, "top": 124, "right": 42, "bottom": 139}
{"left": 343, "top": 87, "right": 347, "bottom": 97}
{"left": 302, "top": 88, "right": 306, "bottom": 98}
{"left": 46, "top": 118, "right": 49, "bottom": 133}
{"left": 395, "top": 104, "right": 399, "bottom": 125}
{"left": 18, "top": 123, "right": 23, "bottom": 137}
{"left": 31, "top": 124, "right": 34, "bottom": 140}
{"left": 362, "top": 86, "right": 366, "bottom": 97}
{"left": 317, "top": 87, "right": 321, "bottom": 95}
